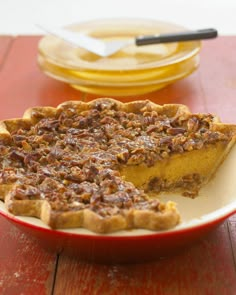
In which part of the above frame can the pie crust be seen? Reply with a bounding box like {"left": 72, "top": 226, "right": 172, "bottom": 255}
{"left": 0, "top": 98, "right": 235, "bottom": 233}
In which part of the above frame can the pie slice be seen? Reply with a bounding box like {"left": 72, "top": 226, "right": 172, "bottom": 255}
{"left": 0, "top": 98, "right": 235, "bottom": 233}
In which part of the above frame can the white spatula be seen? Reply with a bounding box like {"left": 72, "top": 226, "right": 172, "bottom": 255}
{"left": 38, "top": 25, "right": 217, "bottom": 57}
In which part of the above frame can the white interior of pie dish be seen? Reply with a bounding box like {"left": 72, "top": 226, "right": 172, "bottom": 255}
{"left": 1, "top": 144, "right": 236, "bottom": 237}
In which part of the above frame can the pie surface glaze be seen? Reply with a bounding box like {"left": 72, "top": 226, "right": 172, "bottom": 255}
{"left": 0, "top": 98, "right": 235, "bottom": 233}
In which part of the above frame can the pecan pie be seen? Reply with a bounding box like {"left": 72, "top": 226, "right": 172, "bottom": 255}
{"left": 0, "top": 98, "right": 235, "bottom": 233}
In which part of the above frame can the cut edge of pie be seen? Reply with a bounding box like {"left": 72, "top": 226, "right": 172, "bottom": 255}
{"left": 0, "top": 98, "right": 235, "bottom": 234}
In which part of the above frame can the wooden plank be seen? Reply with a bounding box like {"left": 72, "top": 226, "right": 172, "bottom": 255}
{"left": 0, "top": 36, "right": 234, "bottom": 120}
{"left": 0, "top": 35, "right": 58, "bottom": 295}
{"left": 0, "top": 216, "right": 56, "bottom": 295}
{"left": 228, "top": 221, "right": 236, "bottom": 269}
{"left": 198, "top": 37, "right": 236, "bottom": 122}
{"left": 228, "top": 214, "right": 236, "bottom": 222}
{"left": 0, "top": 36, "right": 84, "bottom": 120}
{"left": 200, "top": 36, "right": 236, "bottom": 269}
{"left": 0, "top": 36, "right": 13, "bottom": 69}
{"left": 53, "top": 223, "right": 236, "bottom": 295}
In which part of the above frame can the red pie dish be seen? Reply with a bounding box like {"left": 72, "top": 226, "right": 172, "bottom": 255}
{"left": 1, "top": 143, "right": 236, "bottom": 263}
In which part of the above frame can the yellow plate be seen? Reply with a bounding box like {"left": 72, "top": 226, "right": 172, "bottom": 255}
{"left": 38, "top": 18, "right": 201, "bottom": 96}
{"left": 38, "top": 53, "right": 199, "bottom": 96}
{"left": 38, "top": 18, "right": 201, "bottom": 72}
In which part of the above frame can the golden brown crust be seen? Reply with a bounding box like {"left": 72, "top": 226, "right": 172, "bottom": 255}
{"left": 0, "top": 97, "right": 235, "bottom": 233}
{"left": 4, "top": 190, "right": 180, "bottom": 233}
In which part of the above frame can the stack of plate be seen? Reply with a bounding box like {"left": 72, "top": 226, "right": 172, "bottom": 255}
{"left": 38, "top": 19, "right": 201, "bottom": 96}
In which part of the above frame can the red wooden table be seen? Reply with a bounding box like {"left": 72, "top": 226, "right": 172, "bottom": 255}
{"left": 0, "top": 36, "right": 236, "bottom": 295}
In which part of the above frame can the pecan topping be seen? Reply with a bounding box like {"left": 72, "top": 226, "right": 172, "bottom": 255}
{"left": 0, "top": 99, "right": 233, "bottom": 213}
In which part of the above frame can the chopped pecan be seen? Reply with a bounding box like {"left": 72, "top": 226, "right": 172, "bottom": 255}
{"left": 64, "top": 166, "right": 85, "bottom": 183}
{"left": 167, "top": 127, "right": 186, "bottom": 135}
{"left": 40, "top": 178, "right": 64, "bottom": 193}
{"left": 9, "top": 150, "right": 25, "bottom": 162}
{"left": 0, "top": 168, "right": 18, "bottom": 184}
{"left": 24, "top": 152, "right": 41, "bottom": 166}
{"left": 116, "top": 149, "right": 129, "bottom": 164}
{"left": 148, "top": 177, "right": 162, "bottom": 193}
{"left": 12, "top": 185, "right": 41, "bottom": 200}
{"left": 127, "top": 153, "right": 146, "bottom": 165}
{"left": 36, "top": 119, "right": 59, "bottom": 133}
{"left": 103, "top": 191, "right": 133, "bottom": 208}
{"left": 187, "top": 117, "right": 199, "bottom": 132}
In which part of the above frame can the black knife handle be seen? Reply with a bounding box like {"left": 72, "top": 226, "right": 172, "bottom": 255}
{"left": 135, "top": 28, "right": 218, "bottom": 46}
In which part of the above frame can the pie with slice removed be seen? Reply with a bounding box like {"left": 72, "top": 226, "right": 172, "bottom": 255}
{"left": 0, "top": 98, "right": 235, "bottom": 233}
